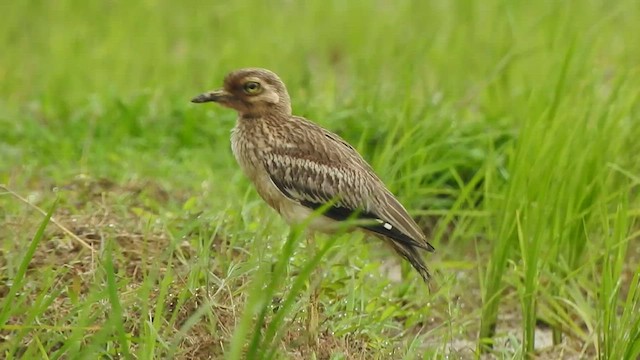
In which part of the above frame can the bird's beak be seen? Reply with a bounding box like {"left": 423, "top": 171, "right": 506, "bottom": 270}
{"left": 191, "top": 89, "right": 231, "bottom": 104}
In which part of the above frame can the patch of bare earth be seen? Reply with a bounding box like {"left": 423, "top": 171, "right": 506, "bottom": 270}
{"left": 0, "top": 178, "right": 244, "bottom": 358}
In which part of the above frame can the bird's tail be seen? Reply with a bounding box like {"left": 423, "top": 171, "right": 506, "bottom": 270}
{"left": 385, "top": 239, "right": 431, "bottom": 283}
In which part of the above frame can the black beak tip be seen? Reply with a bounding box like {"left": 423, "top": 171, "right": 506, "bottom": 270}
{"left": 191, "top": 94, "right": 208, "bottom": 103}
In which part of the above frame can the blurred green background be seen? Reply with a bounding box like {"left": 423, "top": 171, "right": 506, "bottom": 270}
{"left": 1, "top": 0, "right": 639, "bottom": 359}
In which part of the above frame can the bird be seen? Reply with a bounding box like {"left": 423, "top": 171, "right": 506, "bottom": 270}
{"left": 191, "top": 68, "right": 435, "bottom": 282}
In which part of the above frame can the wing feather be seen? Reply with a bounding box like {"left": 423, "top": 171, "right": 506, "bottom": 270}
{"left": 263, "top": 118, "right": 434, "bottom": 253}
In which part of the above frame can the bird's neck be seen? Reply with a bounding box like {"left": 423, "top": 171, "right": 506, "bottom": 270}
{"left": 237, "top": 104, "right": 292, "bottom": 120}
{"left": 238, "top": 110, "right": 292, "bottom": 122}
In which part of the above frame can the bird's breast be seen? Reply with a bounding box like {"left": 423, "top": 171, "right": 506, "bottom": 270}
{"left": 230, "top": 124, "right": 289, "bottom": 214}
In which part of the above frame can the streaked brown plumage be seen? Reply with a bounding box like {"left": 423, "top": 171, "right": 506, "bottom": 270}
{"left": 192, "top": 68, "right": 435, "bottom": 282}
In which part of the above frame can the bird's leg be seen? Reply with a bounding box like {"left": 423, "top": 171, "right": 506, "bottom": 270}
{"left": 304, "top": 231, "right": 321, "bottom": 349}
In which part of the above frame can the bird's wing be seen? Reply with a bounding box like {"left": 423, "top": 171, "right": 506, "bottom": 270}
{"left": 262, "top": 120, "right": 434, "bottom": 252}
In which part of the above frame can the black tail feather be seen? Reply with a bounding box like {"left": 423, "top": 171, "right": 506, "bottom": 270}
{"left": 385, "top": 238, "right": 431, "bottom": 283}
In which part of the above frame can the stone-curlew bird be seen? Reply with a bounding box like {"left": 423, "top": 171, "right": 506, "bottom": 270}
{"left": 192, "top": 68, "right": 435, "bottom": 282}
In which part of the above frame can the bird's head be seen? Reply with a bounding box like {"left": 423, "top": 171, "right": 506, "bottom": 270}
{"left": 191, "top": 68, "right": 292, "bottom": 117}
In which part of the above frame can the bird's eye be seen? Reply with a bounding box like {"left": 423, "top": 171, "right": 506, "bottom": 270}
{"left": 243, "top": 81, "right": 262, "bottom": 95}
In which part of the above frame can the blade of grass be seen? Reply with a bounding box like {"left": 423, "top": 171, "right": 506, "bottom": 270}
{"left": 226, "top": 225, "right": 305, "bottom": 360}
{"left": 238, "top": 226, "right": 305, "bottom": 359}
{"left": 104, "top": 239, "right": 133, "bottom": 359}
{"left": 263, "top": 233, "right": 340, "bottom": 360}
{"left": 0, "top": 198, "right": 57, "bottom": 327}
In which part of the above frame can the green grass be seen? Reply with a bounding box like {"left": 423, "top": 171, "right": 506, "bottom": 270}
{"left": 1, "top": 0, "right": 639, "bottom": 359}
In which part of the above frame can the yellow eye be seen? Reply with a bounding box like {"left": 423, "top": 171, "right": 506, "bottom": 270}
{"left": 243, "top": 81, "right": 262, "bottom": 94}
